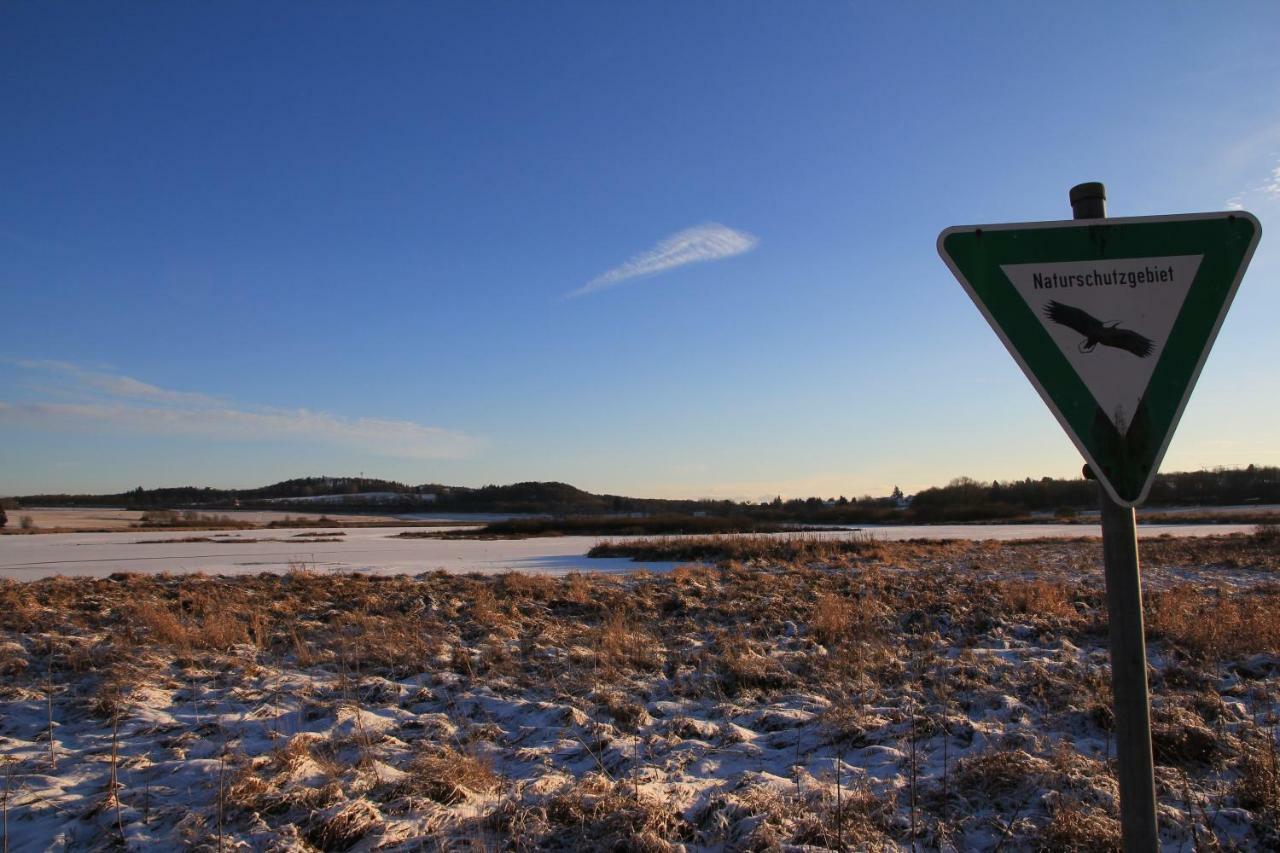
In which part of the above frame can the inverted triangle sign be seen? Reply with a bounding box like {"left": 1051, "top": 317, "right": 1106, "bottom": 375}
{"left": 938, "top": 211, "right": 1261, "bottom": 506}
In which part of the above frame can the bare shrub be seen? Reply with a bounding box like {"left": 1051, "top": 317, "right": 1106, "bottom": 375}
{"left": 1255, "top": 522, "right": 1280, "bottom": 544}
{"left": 1235, "top": 734, "right": 1280, "bottom": 824}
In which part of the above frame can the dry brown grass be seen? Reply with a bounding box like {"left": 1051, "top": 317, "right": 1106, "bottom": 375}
{"left": 998, "top": 579, "right": 1081, "bottom": 622}
{"left": 1038, "top": 798, "right": 1121, "bottom": 851}
{"left": 560, "top": 571, "right": 595, "bottom": 605}
{"left": 402, "top": 745, "right": 499, "bottom": 805}
{"left": 7, "top": 536, "right": 1280, "bottom": 848}
{"left": 126, "top": 596, "right": 254, "bottom": 651}
{"left": 1150, "top": 704, "right": 1221, "bottom": 767}
{"left": 330, "top": 610, "right": 439, "bottom": 673}
{"left": 539, "top": 773, "right": 691, "bottom": 851}
{"left": 1141, "top": 532, "right": 1280, "bottom": 572}
{"left": 595, "top": 611, "right": 665, "bottom": 673}
{"left": 1146, "top": 585, "right": 1280, "bottom": 660}
{"left": 227, "top": 736, "right": 343, "bottom": 816}
{"left": 716, "top": 635, "right": 795, "bottom": 695}
{"left": 694, "top": 780, "right": 894, "bottom": 850}
{"left": 952, "top": 749, "right": 1053, "bottom": 809}
{"left": 1235, "top": 732, "right": 1280, "bottom": 830}
{"left": 305, "top": 798, "right": 383, "bottom": 850}
{"left": 589, "top": 531, "right": 886, "bottom": 564}
{"left": 810, "top": 592, "right": 856, "bottom": 646}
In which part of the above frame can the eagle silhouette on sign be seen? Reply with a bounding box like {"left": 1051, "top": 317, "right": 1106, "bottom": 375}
{"left": 1044, "top": 300, "right": 1155, "bottom": 358}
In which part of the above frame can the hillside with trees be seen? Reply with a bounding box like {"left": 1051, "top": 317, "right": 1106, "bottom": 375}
{"left": 11, "top": 465, "right": 1280, "bottom": 523}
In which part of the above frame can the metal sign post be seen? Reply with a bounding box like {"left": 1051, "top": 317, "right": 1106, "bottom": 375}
{"left": 937, "top": 185, "right": 1261, "bottom": 851}
{"left": 1071, "top": 182, "right": 1158, "bottom": 852}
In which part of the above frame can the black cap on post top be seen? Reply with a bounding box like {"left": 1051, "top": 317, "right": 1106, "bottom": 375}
{"left": 1070, "top": 182, "right": 1107, "bottom": 219}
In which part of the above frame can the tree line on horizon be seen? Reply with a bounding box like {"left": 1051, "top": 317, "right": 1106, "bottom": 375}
{"left": 9, "top": 465, "right": 1280, "bottom": 522}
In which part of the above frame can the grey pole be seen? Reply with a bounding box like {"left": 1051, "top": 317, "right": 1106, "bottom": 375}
{"left": 1071, "top": 181, "right": 1159, "bottom": 852}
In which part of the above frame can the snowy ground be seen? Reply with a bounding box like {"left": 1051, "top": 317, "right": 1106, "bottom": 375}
{"left": 0, "top": 523, "right": 1259, "bottom": 581}
{"left": 0, "top": 533, "right": 1277, "bottom": 850}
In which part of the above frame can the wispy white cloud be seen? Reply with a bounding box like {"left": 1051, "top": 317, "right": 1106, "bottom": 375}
{"left": 1225, "top": 156, "right": 1280, "bottom": 209}
{"left": 568, "top": 223, "right": 758, "bottom": 298}
{"left": 1265, "top": 160, "right": 1280, "bottom": 198}
{"left": 13, "top": 359, "right": 223, "bottom": 406}
{"left": 0, "top": 361, "right": 478, "bottom": 460}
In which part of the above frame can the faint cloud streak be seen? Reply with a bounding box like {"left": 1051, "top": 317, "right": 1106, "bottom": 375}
{"left": 1225, "top": 156, "right": 1280, "bottom": 209}
{"left": 1, "top": 361, "right": 478, "bottom": 460}
{"left": 568, "top": 223, "right": 757, "bottom": 298}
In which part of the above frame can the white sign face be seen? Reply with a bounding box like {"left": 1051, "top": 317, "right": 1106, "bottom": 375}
{"left": 1000, "top": 254, "right": 1203, "bottom": 434}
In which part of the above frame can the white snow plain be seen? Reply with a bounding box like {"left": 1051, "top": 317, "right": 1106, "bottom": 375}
{"left": 0, "top": 522, "right": 1258, "bottom": 580}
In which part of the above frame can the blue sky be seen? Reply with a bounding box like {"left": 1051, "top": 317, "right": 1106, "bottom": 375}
{"left": 2, "top": 3, "right": 1279, "bottom": 499}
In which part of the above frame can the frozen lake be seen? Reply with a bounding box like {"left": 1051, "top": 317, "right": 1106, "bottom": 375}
{"left": 0, "top": 521, "right": 1259, "bottom": 581}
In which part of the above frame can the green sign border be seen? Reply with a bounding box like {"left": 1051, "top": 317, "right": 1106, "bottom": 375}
{"left": 938, "top": 211, "right": 1260, "bottom": 506}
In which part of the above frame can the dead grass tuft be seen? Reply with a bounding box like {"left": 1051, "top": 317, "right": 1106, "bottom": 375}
{"left": 596, "top": 611, "right": 665, "bottom": 672}
{"left": 1235, "top": 733, "right": 1280, "bottom": 827}
{"left": 540, "top": 773, "right": 692, "bottom": 851}
{"left": 402, "top": 745, "right": 499, "bottom": 805}
{"left": 810, "top": 592, "right": 855, "bottom": 646}
{"left": 952, "top": 748, "right": 1052, "bottom": 809}
{"left": 718, "top": 638, "right": 795, "bottom": 695}
{"left": 999, "top": 579, "right": 1080, "bottom": 622}
{"left": 1150, "top": 705, "right": 1220, "bottom": 767}
{"left": 1147, "top": 586, "right": 1280, "bottom": 660}
{"left": 697, "top": 780, "right": 894, "bottom": 850}
{"left": 496, "top": 571, "right": 557, "bottom": 601}
{"left": 305, "top": 798, "right": 383, "bottom": 851}
{"left": 1038, "top": 797, "right": 1121, "bottom": 851}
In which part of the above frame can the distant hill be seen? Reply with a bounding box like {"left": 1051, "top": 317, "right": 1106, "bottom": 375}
{"left": 12, "top": 476, "right": 742, "bottom": 517}
{"left": 12, "top": 465, "right": 1280, "bottom": 522}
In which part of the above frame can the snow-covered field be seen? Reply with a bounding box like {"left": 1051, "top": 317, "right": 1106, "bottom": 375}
{"left": 0, "top": 534, "right": 1277, "bottom": 850}
{"left": 0, "top": 522, "right": 1259, "bottom": 581}
{"left": 0, "top": 527, "right": 674, "bottom": 581}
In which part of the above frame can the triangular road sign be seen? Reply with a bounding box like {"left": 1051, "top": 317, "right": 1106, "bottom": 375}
{"left": 938, "top": 211, "right": 1261, "bottom": 506}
